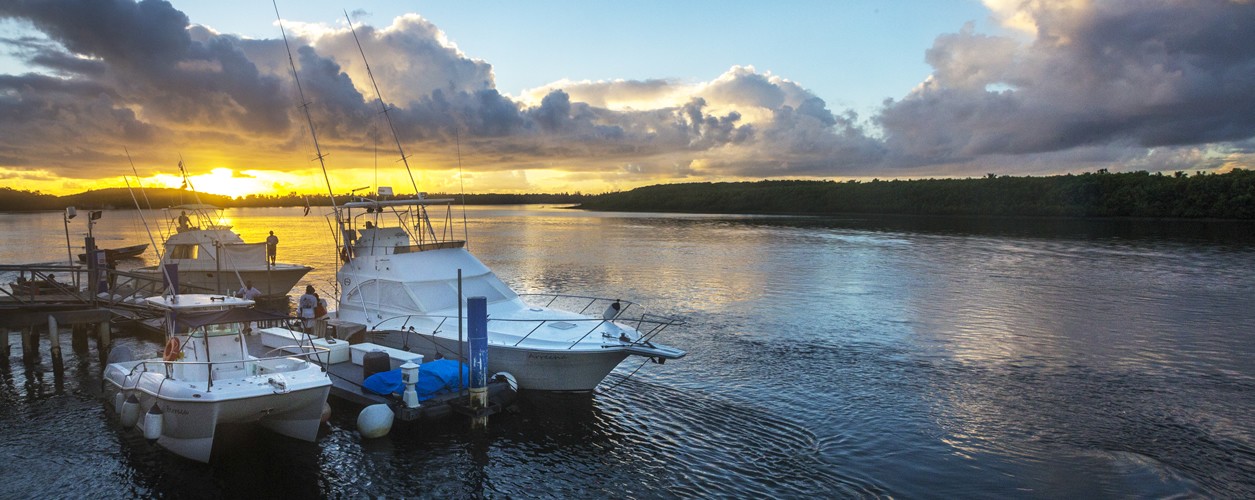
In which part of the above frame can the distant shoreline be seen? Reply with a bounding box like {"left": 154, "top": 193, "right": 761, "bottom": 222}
{"left": 4, "top": 169, "right": 1253, "bottom": 220}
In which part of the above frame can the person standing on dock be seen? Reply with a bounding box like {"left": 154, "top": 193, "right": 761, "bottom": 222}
{"left": 298, "top": 285, "right": 317, "bottom": 331}
{"left": 266, "top": 231, "right": 279, "bottom": 266}
{"left": 237, "top": 280, "right": 262, "bottom": 301}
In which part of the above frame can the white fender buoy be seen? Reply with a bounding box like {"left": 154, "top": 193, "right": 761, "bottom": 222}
{"left": 120, "top": 394, "right": 141, "bottom": 428}
{"left": 492, "top": 372, "right": 518, "bottom": 393}
{"left": 357, "top": 404, "right": 394, "bottom": 439}
{"left": 142, "top": 404, "right": 164, "bottom": 441}
{"left": 320, "top": 402, "right": 332, "bottom": 424}
{"left": 113, "top": 392, "right": 125, "bottom": 414}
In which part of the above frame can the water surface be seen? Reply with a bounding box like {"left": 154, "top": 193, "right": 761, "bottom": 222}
{"left": 2, "top": 207, "right": 1253, "bottom": 497}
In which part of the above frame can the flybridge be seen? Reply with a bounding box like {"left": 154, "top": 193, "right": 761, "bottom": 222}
{"left": 341, "top": 198, "right": 457, "bottom": 209}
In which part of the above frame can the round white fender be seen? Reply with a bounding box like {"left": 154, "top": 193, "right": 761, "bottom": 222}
{"left": 492, "top": 372, "right": 518, "bottom": 393}
{"left": 357, "top": 404, "right": 394, "bottom": 439}
{"left": 143, "top": 404, "right": 164, "bottom": 441}
{"left": 120, "top": 394, "right": 141, "bottom": 428}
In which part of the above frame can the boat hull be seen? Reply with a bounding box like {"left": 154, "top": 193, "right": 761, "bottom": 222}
{"left": 365, "top": 332, "right": 631, "bottom": 392}
{"left": 133, "top": 265, "right": 311, "bottom": 296}
{"left": 104, "top": 362, "right": 330, "bottom": 462}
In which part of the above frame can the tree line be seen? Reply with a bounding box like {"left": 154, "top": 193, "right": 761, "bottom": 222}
{"left": 4, "top": 170, "right": 1253, "bottom": 219}
{"left": 576, "top": 170, "right": 1255, "bottom": 219}
{"left": 0, "top": 187, "right": 590, "bottom": 212}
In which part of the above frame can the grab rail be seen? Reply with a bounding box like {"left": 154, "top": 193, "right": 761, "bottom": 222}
{"left": 119, "top": 349, "right": 324, "bottom": 392}
{"left": 369, "top": 306, "right": 684, "bottom": 351}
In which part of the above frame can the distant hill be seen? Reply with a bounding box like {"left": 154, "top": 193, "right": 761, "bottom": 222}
{"left": 576, "top": 170, "right": 1255, "bottom": 219}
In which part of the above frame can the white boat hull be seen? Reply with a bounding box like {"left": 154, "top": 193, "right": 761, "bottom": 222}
{"left": 104, "top": 359, "right": 330, "bottom": 462}
{"left": 362, "top": 332, "right": 631, "bottom": 392}
{"left": 133, "top": 265, "right": 311, "bottom": 296}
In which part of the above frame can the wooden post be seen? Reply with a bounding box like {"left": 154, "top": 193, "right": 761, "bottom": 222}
{"left": 97, "top": 322, "right": 111, "bottom": 350}
{"left": 1, "top": 331, "right": 11, "bottom": 366}
{"left": 49, "top": 315, "right": 63, "bottom": 374}
{"left": 21, "top": 326, "right": 37, "bottom": 364}
{"left": 71, "top": 323, "right": 88, "bottom": 353}
{"left": 468, "top": 295, "right": 488, "bottom": 431}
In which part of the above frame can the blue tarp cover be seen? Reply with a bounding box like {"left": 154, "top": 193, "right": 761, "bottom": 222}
{"left": 362, "top": 359, "right": 470, "bottom": 401}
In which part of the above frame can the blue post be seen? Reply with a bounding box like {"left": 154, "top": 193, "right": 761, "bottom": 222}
{"left": 467, "top": 295, "right": 488, "bottom": 429}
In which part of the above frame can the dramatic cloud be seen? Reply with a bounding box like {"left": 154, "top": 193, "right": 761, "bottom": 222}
{"left": 878, "top": 0, "right": 1255, "bottom": 170}
{"left": 0, "top": 0, "right": 1252, "bottom": 196}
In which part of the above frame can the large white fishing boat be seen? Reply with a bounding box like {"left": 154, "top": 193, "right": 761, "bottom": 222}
{"left": 276, "top": 12, "right": 685, "bottom": 392}
{"left": 103, "top": 294, "right": 331, "bottom": 462}
{"left": 329, "top": 197, "right": 687, "bottom": 392}
{"left": 132, "top": 204, "right": 311, "bottom": 296}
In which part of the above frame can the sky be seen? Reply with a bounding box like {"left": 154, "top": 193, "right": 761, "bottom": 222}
{"left": 1, "top": 0, "right": 1253, "bottom": 197}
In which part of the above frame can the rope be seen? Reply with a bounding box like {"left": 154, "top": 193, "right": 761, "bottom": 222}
{"left": 594, "top": 356, "right": 651, "bottom": 394}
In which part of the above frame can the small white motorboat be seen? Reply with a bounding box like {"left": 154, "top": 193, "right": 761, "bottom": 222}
{"left": 103, "top": 294, "right": 331, "bottom": 462}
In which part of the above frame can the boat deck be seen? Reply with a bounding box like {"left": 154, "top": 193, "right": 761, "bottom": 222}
{"left": 240, "top": 328, "right": 510, "bottom": 422}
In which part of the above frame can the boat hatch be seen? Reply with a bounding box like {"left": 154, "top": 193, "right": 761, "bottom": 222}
{"left": 549, "top": 322, "right": 577, "bottom": 330}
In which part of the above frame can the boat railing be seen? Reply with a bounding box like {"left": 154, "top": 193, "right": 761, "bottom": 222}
{"left": 119, "top": 349, "right": 324, "bottom": 392}
{"left": 517, "top": 293, "right": 642, "bottom": 318}
{"left": 371, "top": 305, "right": 685, "bottom": 351}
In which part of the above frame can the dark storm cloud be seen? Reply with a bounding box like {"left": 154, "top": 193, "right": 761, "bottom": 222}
{"left": 878, "top": 0, "right": 1255, "bottom": 167}
{"left": 3, "top": 0, "right": 1249, "bottom": 187}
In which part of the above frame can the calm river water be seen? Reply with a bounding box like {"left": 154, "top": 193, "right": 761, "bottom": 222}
{"left": 2, "top": 206, "right": 1254, "bottom": 498}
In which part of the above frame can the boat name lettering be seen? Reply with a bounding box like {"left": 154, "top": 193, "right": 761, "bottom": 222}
{"left": 162, "top": 404, "right": 190, "bottom": 416}
{"left": 527, "top": 353, "right": 568, "bottom": 360}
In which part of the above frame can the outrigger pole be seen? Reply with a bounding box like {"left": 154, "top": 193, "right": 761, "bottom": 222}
{"left": 343, "top": 11, "right": 440, "bottom": 244}
{"left": 274, "top": 1, "right": 346, "bottom": 291}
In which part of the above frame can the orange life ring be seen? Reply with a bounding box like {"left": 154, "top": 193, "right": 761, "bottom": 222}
{"left": 163, "top": 337, "right": 181, "bottom": 362}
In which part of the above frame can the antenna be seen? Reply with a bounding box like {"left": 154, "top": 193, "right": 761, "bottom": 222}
{"left": 274, "top": 1, "right": 339, "bottom": 213}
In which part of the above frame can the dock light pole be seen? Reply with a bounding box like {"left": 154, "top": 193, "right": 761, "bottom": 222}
{"left": 63, "top": 207, "right": 76, "bottom": 266}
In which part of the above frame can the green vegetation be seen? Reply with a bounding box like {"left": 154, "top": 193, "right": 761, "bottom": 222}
{"left": 0, "top": 187, "right": 589, "bottom": 212}
{"left": 577, "top": 170, "right": 1255, "bottom": 219}
{"left": 5, "top": 170, "right": 1254, "bottom": 219}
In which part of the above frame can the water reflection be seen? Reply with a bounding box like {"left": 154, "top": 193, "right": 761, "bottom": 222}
{"left": 2, "top": 207, "right": 1254, "bottom": 497}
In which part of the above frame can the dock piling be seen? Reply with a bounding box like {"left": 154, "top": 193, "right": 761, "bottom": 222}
{"left": 71, "top": 323, "right": 88, "bottom": 353}
{"left": 21, "top": 326, "right": 37, "bottom": 365}
{"left": 48, "top": 315, "right": 63, "bottom": 374}
{"left": 97, "top": 322, "right": 111, "bottom": 349}
{"left": 468, "top": 296, "right": 488, "bottom": 431}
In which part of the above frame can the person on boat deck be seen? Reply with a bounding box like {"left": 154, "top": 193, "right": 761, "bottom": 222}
{"left": 298, "top": 285, "right": 317, "bottom": 330}
{"left": 364, "top": 221, "right": 374, "bottom": 229}
{"left": 177, "top": 211, "right": 191, "bottom": 231}
{"left": 237, "top": 280, "right": 262, "bottom": 301}
{"left": 266, "top": 231, "right": 279, "bottom": 266}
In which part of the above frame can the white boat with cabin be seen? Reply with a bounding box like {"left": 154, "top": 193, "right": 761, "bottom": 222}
{"left": 102, "top": 294, "right": 331, "bottom": 462}
{"left": 133, "top": 204, "right": 311, "bottom": 296}
{"left": 329, "top": 197, "right": 687, "bottom": 392}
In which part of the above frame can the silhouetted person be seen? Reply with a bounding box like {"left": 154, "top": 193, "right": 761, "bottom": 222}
{"left": 266, "top": 230, "right": 279, "bottom": 266}
{"left": 177, "top": 211, "right": 191, "bottom": 230}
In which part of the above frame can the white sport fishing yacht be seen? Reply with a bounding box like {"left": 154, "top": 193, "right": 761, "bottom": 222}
{"left": 133, "top": 204, "right": 311, "bottom": 296}
{"left": 103, "top": 294, "right": 331, "bottom": 462}
{"left": 329, "top": 196, "right": 687, "bottom": 392}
